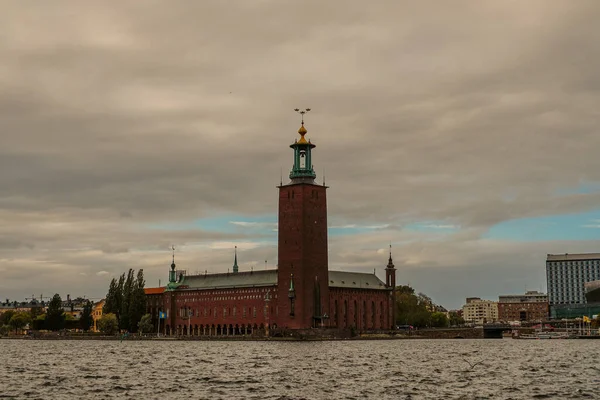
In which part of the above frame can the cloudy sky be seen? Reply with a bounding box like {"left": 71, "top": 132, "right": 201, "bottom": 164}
{"left": 1, "top": 1, "right": 599, "bottom": 309}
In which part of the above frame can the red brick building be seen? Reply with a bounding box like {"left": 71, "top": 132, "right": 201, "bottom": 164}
{"left": 497, "top": 291, "right": 549, "bottom": 322}
{"left": 147, "top": 116, "right": 396, "bottom": 336}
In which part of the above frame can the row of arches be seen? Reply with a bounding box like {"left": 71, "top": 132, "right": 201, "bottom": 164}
{"left": 164, "top": 323, "right": 274, "bottom": 336}
{"left": 332, "top": 298, "right": 388, "bottom": 330}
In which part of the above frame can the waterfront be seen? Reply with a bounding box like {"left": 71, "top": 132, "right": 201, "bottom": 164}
{"left": 1, "top": 339, "right": 598, "bottom": 399}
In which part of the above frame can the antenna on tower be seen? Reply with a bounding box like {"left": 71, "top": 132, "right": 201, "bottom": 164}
{"left": 280, "top": 167, "right": 283, "bottom": 186}
{"left": 323, "top": 169, "right": 326, "bottom": 186}
{"left": 172, "top": 245, "right": 175, "bottom": 264}
{"left": 294, "top": 108, "right": 311, "bottom": 124}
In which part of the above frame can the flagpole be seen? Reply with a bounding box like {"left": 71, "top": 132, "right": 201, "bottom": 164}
{"left": 157, "top": 310, "right": 161, "bottom": 337}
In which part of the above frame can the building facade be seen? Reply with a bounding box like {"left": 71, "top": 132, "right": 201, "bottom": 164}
{"left": 497, "top": 291, "right": 548, "bottom": 322}
{"left": 146, "top": 119, "right": 396, "bottom": 336}
{"left": 92, "top": 300, "right": 105, "bottom": 332}
{"left": 462, "top": 298, "right": 498, "bottom": 324}
{"left": 546, "top": 253, "right": 600, "bottom": 306}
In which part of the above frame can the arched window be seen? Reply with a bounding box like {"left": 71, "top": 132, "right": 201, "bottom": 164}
{"left": 380, "top": 301, "right": 384, "bottom": 328}
{"left": 353, "top": 300, "right": 358, "bottom": 328}
{"left": 233, "top": 306, "right": 237, "bottom": 317}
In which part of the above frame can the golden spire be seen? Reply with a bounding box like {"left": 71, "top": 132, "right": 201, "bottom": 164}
{"left": 294, "top": 108, "right": 311, "bottom": 144}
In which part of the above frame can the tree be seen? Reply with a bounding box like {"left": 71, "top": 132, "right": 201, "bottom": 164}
{"left": 98, "top": 313, "right": 119, "bottom": 335}
{"left": 128, "top": 269, "right": 147, "bottom": 333}
{"left": 0, "top": 310, "right": 15, "bottom": 326}
{"left": 120, "top": 269, "right": 135, "bottom": 331}
{"left": 46, "top": 294, "right": 65, "bottom": 331}
{"left": 0, "top": 325, "right": 10, "bottom": 336}
{"left": 449, "top": 311, "right": 465, "bottom": 327}
{"left": 79, "top": 301, "right": 93, "bottom": 332}
{"left": 394, "top": 285, "right": 449, "bottom": 328}
{"left": 103, "top": 278, "right": 118, "bottom": 316}
{"left": 29, "top": 306, "right": 44, "bottom": 320}
{"left": 9, "top": 312, "right": 31, "bottom": 334}
{"left": 430, "top": 312, "right": 449, "bottom": 328}
{"left": 138, "top": 313, "right": 153, "bottom": 334}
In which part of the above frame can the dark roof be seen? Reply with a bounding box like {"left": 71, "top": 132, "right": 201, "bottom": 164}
{"left": 172, "top": 269, "right": 388, "bottom": 291}
{"left": 328, "top": 271, "right": 387, "bottom": 290}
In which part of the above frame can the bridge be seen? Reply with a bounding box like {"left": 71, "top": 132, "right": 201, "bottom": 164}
{"left": 482, "top": 324, "right": 513, "bottom": 339}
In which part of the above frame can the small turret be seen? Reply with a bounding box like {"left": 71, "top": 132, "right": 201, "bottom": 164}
{"left": 169, "top": 245, "right": 177, "bottom": 283}
{"left": 289, "top": 109, "right": 316, "bottom": 183}
{"left": 385, "top": 243, "right": 396, "bottom": 288}
{"left": 233, "top": 246, "right": 239, "bottom": 274}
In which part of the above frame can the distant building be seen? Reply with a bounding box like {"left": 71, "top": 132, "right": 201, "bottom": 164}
{"left": 0, "top": 300, "right": 43, "bottom": 316}
{"left": 497, "top": 291, "right": 548, "bottom": 322}
{"left": 92, "top": 300, "right": 105, "bottom": 332}
{"left": 546, "top": 253, "right": 600, "bottom": 306}
{"left": 462, "top": 298, "right": 498, "bottom": 324}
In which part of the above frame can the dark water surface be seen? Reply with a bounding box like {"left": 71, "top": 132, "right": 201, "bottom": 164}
{"left": 1, "top": 339, "right": 599, "bottom": 399}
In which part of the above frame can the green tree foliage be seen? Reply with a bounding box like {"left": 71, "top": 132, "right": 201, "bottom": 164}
{"left": 9, "top": 312, "right": 32, "bottom": 333}
{"left": 128, "top": 270, "right": 147, "bottom": 333}
{"left": 102, "top": 269, "right": 147, "bottom": 333}
{"left": 138, "top": 313, "right": 153, "bottom": 334}
{"left": 45, "top": 294, "right": 65, "bottom": 331}
{"left": 103, "top": 278, "right": 119, "bottom": 317}
{"left": 448, "top": 311, "right": 465, "bottom": 327}
{"left": 79, "top": 301, "right": 93, "bottom": 331}
{"left": 98, "top": 313, "right": 119, "bottom": 335}
{"left": 430, "top": 312, "right": 449, "bottom": 328}
{"left": 394, "top": 285, "right": 447, "bottom": 328}
{"left": 120, "top": 269, "right": 135, "bottom": 331}
{"left": 0, "top": 310, "right": 15, "bottom": 326}
{"left": 394, "top": 286, "right": 431, "bottom": 328}
{"left": 0, "top": 324, "right": 10, "bottom": 336}
{"left": 29, "top": 306, "right": 44, "bottom": 320}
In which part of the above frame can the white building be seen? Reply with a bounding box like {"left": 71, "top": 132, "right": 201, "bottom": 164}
{"left": 462, "top": 297, "right": 498, "bottom": 324}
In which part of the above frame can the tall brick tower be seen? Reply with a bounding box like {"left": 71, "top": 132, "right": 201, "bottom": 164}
{"left": 276, "top": 110, "right": 329, "bottom": 329}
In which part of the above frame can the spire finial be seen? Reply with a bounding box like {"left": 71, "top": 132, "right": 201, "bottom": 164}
{"left": 233, "top": 245, "right": 239, "bottom": 274}
{"left": 172, "top": 245, "right": 175, "bottom": 263}
{"left": 387, "top": 242, "right": 395, "bottom": 269}
{"left": 294, "top": 108, "right": 311, "bottom": 141}
{"left": 294, "top": 108, "right": 311, "bottom": 125}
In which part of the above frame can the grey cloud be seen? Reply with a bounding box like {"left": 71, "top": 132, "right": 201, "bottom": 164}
{"left": 1, "top": 1, "right": 599, "bottom": 303}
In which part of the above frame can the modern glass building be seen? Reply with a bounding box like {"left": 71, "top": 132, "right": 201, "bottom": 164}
{"left": 546, "top": 253, "right": 600, "bottom": 305}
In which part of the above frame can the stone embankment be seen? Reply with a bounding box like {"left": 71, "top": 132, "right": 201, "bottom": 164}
{"left": 1, "top": 327, "right": 498, "bottom": 341}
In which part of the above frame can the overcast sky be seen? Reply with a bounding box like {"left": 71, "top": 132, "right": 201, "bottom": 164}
{"left": 1, "top": 1, "right": 599, "bottom": 309}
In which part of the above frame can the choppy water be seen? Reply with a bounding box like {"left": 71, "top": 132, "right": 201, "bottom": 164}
{"left": 1, "top": 338, "right": 599, "bottom": 399}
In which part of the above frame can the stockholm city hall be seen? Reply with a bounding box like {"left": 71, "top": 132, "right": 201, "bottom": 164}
{"left": 145, "top": 111, "right": 397, "bottom": 336}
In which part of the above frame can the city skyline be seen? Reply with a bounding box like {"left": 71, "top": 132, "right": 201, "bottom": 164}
{"left": 1, "top": 1, "right": 600, "bottom": 309}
